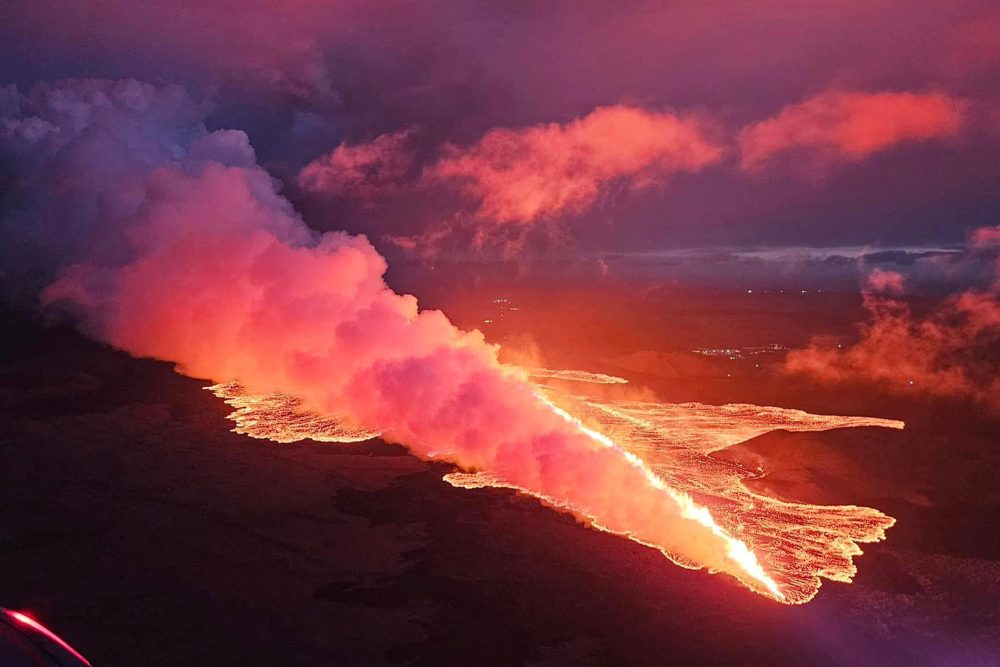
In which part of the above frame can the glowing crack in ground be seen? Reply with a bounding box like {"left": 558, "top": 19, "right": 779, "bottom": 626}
{"left": 207, "top": 368, "right": 902, "bottom": 604}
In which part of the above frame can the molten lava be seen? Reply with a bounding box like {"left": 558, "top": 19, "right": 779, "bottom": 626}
{"left": 209, "top": 369, "right": 901, "bottom": 604}
{"left": 211, "top": 382, "right": 380, "bottom": 443}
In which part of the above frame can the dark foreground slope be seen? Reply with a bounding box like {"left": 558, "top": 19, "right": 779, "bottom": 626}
{"left": 1, "top": 314, "right": 997, "bottom": 665}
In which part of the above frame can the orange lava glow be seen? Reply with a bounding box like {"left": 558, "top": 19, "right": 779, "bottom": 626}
{"left": 520, "top": 368, "right": 629, "bottom": 384}
{"left": 210, "top": 382, "right": 381, "bottom": 443}
{"left": 208, "top": 370, "right": 902, "bottom": 604}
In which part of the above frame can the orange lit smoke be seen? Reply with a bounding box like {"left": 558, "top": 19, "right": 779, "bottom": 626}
{"left": 786, "top": 229, "right": 1000, "bottom": 406}
{"left": 40, "top": 151, "right": 788, "bottom": 602}
{"left": 211, "top": 370, "right": 902, "bottom": 604}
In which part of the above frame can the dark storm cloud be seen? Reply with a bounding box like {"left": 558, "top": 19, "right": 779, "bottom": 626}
{"left": 859, "top": 250, "right": 960, "bottom": 267}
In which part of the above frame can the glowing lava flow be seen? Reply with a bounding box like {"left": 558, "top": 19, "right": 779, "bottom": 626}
{"left": 521, "top": 368, "right": 629, "bottom": 384}
{"left": 208, "top": 370, "right": 902, "bottom": 604}
{"left": 206, "top": 368, "right": 623, "bottom": 443}
{"left": 210, "top": 382, "right": 380, "bottom": 443}
{"left": 531, "top": 389, "right": 783, "bottom": 599}
{"left": 449, "top": 389, "right": 902, "bottom": 603}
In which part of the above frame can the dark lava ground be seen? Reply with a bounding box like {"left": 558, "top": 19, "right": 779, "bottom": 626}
{"left": 1, "top": 304, "right": 998, "bottom": 666}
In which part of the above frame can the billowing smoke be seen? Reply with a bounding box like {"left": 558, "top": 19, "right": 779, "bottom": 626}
{"left": 2, "top": 79, "right": 775, "bottom": 592}
{"left": 786, "top": 234, "right": 1000, "bottom": 407}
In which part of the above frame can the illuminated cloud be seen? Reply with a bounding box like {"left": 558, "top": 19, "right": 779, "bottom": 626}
{"left": 297, "top": 129, "right": 414, "bottom": 201}
{"left": 426, "top": 105, "right": 723, "bottom": 231}
{"left": 3, "top": 3, "right": 995, "bottom": 252}
{"left": 972, "top": 225, "right": 1000, "bottom": 245}
{"left": 786, "top": 228, "right": 1000, "bottom": 406}
{"left": 739, "top": 90, "right": 967, "bottom": 170}
{"left": 865, "top": 267, "right": 906, "bottom": 293}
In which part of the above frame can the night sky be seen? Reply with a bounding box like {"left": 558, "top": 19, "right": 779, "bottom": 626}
{"left": 2, "top": 1, "right": 997, "bottom": 253}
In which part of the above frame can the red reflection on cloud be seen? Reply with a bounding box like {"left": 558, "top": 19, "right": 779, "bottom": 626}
{"left": 739, "top": 90, "right": 966, "bottom": 170}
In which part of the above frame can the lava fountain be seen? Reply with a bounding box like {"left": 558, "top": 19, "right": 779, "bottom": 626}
{"left": 210, "top": 369, "right": 902, "bottom": 604}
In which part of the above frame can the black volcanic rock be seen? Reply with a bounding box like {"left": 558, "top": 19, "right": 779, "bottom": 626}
{"left": 1, "top": 314, "right": 998, "bottom": 665}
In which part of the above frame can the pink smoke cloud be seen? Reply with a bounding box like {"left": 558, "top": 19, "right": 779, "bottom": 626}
{"left": 786, "top": 225, "right": 1000, "bottom": 406}
{"left": 297, "top": 129, "right": 414, "bottom": 202}
{"left": 739, "top": 90, "right": 967, "bottom": 170}
{"left": 425, "top": 105, "right": 723, "bottom": 237}
{"left": 865, "top": 268, "right": 906, "bottom": 294}
{"left": 972, "top": 225, "right": 1000, "bottom": 245}
{"left": 8, "top": 79, "right": 768, "bottom": 591}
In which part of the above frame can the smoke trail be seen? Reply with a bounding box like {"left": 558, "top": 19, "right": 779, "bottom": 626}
{"left": 786, "top": 241, "right": 1000, "bottom": 407}
{"left": 2, "top": 79, "right": 779, "bottom": 596}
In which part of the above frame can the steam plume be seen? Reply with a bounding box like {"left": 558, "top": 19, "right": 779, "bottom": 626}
{"left": 786, "top": 236, "right": 1000, "bottom": 406}
{"left": 2, "top": 79, "right": 780, "bottom": 595}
